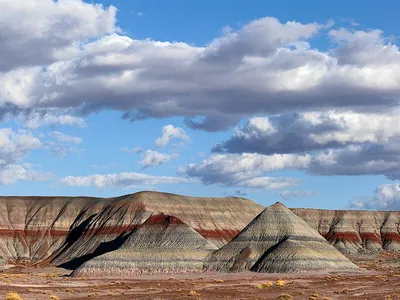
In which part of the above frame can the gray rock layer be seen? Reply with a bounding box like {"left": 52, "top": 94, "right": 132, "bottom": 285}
{"left": 0, "top": 192, "right": 262, "bottom": 266}
{"left": 73, "top": 212, "right": 217, "bottom": 276}
{"left": 205, "top": 203, "right": 359, "bottom": 273}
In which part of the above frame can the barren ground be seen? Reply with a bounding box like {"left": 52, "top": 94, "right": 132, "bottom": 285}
{"left": 0, "top": 252, "right": 399, "bottom": 300}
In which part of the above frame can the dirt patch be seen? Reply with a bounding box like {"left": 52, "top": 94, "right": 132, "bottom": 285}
{"left": 0, "top": 252, "right": 398, "bottom": 300}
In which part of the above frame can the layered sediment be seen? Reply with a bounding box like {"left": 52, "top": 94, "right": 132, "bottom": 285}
{"left": 0, "top": 192, "right": 398, "bottom": 275}
{"left": 291, "top": 209, "right": 400, "bottom": 253}
{"left": 73, "top": 212, "right": 217, "bottom": 276}
{"left": 0, "top": 192, "right": 263, "bottom": 266}
{"left": 205, "top": 203, "right": 359, "bottom": 273}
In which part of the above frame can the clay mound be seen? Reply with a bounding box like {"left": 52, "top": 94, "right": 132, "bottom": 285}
{"left": 73, "top": 212, "right": 218, "bottom": 277}
{"left": 0, "top": 192, "right": 263, "bottom": 266}
{"left": 292, "top": 208, "right": 400, "bottom": 253}
{"left": 205, "top": 202, "right": 359, "bottom": 273}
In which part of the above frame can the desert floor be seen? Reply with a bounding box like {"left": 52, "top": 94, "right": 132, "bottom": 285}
{"left": 0, "top": 252, "right": 399, "bottom": 300}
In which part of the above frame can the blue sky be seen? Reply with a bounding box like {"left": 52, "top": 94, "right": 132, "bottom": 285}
{"left": 0, "top": 0, "right": 400, "bottom": 210}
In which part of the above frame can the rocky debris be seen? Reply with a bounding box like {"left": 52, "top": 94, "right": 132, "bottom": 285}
{"left": 205, "top": 202, "right": 359, "bottom": 273}
{"left": 73, "top": 212, "right": 217, "bottom": 276}
{"left": 291, "top": 208, "right": 400, "bottom": 253}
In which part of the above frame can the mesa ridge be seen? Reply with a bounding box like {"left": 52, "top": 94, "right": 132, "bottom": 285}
{"left": 0, "top": 191, "right": 398, "bottom": 275}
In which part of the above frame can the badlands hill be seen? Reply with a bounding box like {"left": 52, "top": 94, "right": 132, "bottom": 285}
{"left": 204, "top": 202, "right": 358, "bottom": 273}
{"left": 0, "top": 192, "right": 262, "bottom": 266}
{"left": 0, "top": 191, "right": 398, "bottom": 275}
{"left": 292, "top": 208, "right": 400, "bottom": 253}
{"left": 73, "top": 212, "right": 218, "bottom": 277}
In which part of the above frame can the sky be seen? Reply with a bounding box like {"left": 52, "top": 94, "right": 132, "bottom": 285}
{"left": 1, "top": 0, "right": 400, "bottom": 210}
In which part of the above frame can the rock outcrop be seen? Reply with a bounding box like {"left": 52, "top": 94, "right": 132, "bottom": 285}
{"left": 0, "top": 192, "right": 398, "bottom": 275}
{"left": 205, "top": 203, "right": 359, "bottom": 273}
{"left": 73, "top": 212, "right": 217, "bottom": 276}
{"left": 291, "top": 209, "right": 400, "bottom": 253}
{"left": 0, "top": 192, "right": 263, "bottom": 266}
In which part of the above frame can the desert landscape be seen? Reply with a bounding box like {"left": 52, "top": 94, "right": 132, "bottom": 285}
{"left": 2, "top": 0, "right": 400, "bottom": 299}
{"left": 0, "top": 192, "right": 398, "bottom": 299}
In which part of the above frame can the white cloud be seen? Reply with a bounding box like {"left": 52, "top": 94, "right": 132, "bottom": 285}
{"left": 214, "top": 110, "right": 400, "bottom": 155}
{"left": 61, "top": 172, "right": 195, "bottom": 188}
{"left": 211, "top": 110, "right": 400, "bottom": 180}
{"left": 21, "top": 111, "right": 86, "bottom": 129}
{"left": 0, "top": 128, "right": 41, "bottom": 166}
{"left": 49, "top": 131, "right": 82, "bottom": 144}
{"left": 0, "top": 0, "right": 117, "bottom": 72}
{"left": 181, "top": 153, "right": 309, "bottom": 189}
{"left": 139, "top": 150, "right": 178, "bottom": 168}
{"left": 0, "top": 164, "right": 52, "bottom": 185}
{"left": 1, "top": 11, "right": 399, "bottom": 131}
{"left": 155, "top": 125, "right": 189, "bottom": 147}
{"left": 183, "top": 144, "right": 400, "bottom": 188}
{"left": 0, "top": 128, "right": 51, "bottom": 185}
{"left": 49, "top": 145, "right": 84, "bottom": 160}
{"left": 47, "top": 131, "right": 83, "bottom": 159}
{"left": 349, "top": 184, "right": 400, "bottom": 210}
{"left": 374, "top": 184, "right": 400, "bottom": 210}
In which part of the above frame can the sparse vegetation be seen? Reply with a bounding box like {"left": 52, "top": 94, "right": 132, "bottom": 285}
{"left": 5, "top": 293, "right": 23, "bottom": 300}
{"left": 276, "top": 280, "right": 286, "bottom": 287}
{"left": 277, "top": 294, "right": 293, "bottom": 300}
{"left": 256, "top": 281, "right": 274, "bottom": 289}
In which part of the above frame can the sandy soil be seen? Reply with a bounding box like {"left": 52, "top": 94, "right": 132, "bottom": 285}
{"left": 0, "top": 252, "right": 399, "bottom": 300}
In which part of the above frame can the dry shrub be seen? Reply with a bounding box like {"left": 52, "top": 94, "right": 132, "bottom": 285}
{"left": 277, "top": 294, "right": 293, "bottom": 300}
{"left": 5, "top": 293, "right": 23, "bottom": 300}
{"left": 64, "top": 288, "right": 73, "bottom": 293}
{"left": 214, "top": 279, "right": 224, "bottom": 283}
{"left": 276, "top": 280, "right": 286, "bottom": 287}
{"left": 257, "top": 281, "right": 275, "bottom": 289}
{"left": 49, "top": 296, "right": 59, "bottom": 300}
{"left": 188, "top": 290, "right": 198, "bottom": 296}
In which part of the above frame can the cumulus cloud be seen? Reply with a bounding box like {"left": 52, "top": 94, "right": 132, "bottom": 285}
{"left": 155, "top": 125, "right": 189, "bottom": 147}
{"left": 0, "top": 128, "right": 41, "bottom": 166}
{"left": 0, "top": 0, "right": 117, "bottom": 72}
{"left": 183, "top": 144, "right": 400, "bottom": 188}
{"left": 61, "top": 172, "right": 195, "bottom": 188}
{"left": 210, "top": 109, "right": 400, "bottom": 181}
{"left": 1, "top": 8, "right": 400, "bottom": 131}
{"left": 0, "top": 164, "right": 52, "bottom": 185}
{"left": 280, "top": 190, "right": 318, "bottom": 200}
{"left": 307, "top": 142, "right": 400, "bottom": 179}
{"left": 23, "top": 112, "right": 86, "bottom": 129}
{"left": 47, "top": 131, "right": 83, "bottom": 159}
{"left": 139, "top": 150, "right": 178, "bottom": 168}
{"left": 349, "top": 184, "right": 400, "bottom": 210}
{"left": 49, "top": 131, "right": 82, "bottom": 144}
{"left": 181, "top": 153, "right": 308, "bottom": 189}
{"left": 213, "top": 111, "right": 400, "bottom": 155}
{"left": 374, "top": 184, "right": 400, "bottom": 210}
{"left": 0, "top": 128, "right": 50, "bottom": 184}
